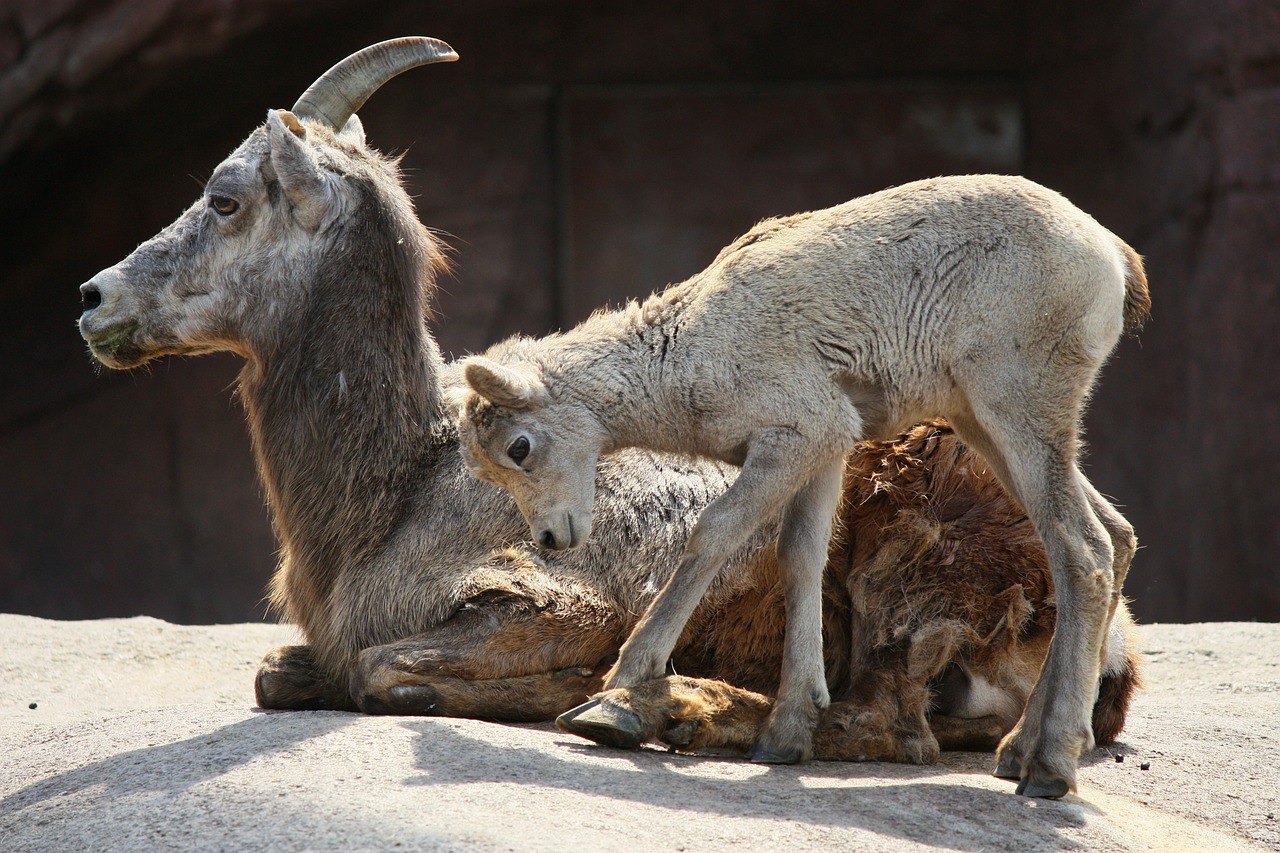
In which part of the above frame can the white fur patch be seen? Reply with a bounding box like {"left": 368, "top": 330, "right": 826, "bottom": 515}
{"left": 951, "top": 672, "right": 1021, "bottom": 721}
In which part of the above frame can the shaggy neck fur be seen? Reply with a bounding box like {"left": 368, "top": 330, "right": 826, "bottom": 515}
{"left": 237, "top": 171, "right": 449, "bottom": 663}
{"left": 537, "top": 282, "right": 703, "bottom": 455}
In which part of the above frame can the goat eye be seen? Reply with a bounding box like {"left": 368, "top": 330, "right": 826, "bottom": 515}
{"left": 507, "top": 436, "right": 530, "bottom": 465}
{"left": 209, "top": 195, "right": 240, "bottom": 216}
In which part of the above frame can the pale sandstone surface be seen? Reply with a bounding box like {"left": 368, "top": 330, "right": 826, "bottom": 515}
{"left": 1, "top": 615, "right": 1276, "bottom": 851}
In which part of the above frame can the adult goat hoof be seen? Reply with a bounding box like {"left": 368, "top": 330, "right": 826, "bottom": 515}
{"left": 1016, "top": 775, "right": 1070, "bottom": 800}
{"left": 748, "top": 746, "right": 804, "bottom": 765}
{"left": 383, "top": 683, "right": 441, "bottom": 714}
{"left": 661, "top": 718, "right": 702, "bottom": 750}
{"left": 556, "top": 698, "right": 645, "bottom": 749}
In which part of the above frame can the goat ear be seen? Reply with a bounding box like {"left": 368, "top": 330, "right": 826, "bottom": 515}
{"left": 462, "top": 357, "right": 543, "bottom": 409}
{"left": 267, "top": 109, "right": 334, "bottom": 231}
{"left": 337, "top": 114, "right": 366, "bottom": 147}
{"left": 277, "top": 110, "right": 307, "bottom": 139}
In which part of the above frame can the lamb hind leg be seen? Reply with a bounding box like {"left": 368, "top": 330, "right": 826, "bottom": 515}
{"left": 1080, "top": 475, "right": 1138, "bottom": 659}
{"left": 956, "top": 409, "right": 1114, "bottom": 798}
{"left": 994, "top": 476, "right": 1113, "bottom": 797}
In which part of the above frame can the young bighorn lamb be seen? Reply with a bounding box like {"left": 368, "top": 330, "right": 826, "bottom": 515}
{"left": 457, "top": 175, "right": 1149, "bottom": 797}
{"left": 76, "top": 38, "right": 1139, "bottom": 776}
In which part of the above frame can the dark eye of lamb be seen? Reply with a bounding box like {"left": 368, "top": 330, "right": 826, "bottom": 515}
{"left": 210, "top": 195, "right": 240, "bottom": 216}
{"left": 507, "top": 436, "right": 530, "bottom": 465}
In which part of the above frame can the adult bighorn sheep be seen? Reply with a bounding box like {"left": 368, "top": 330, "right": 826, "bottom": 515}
{"left": 457, "top": 174, "right": 1149, "bottom": 796}
{"left": 77, "top": 39, "right": 1140, "bottom": 776}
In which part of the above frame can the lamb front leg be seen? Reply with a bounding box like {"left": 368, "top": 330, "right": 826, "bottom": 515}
{"left": 602, "top": 427, "right": 823, "bottom": 691}
{"left": 749, "top": 456, "right": 844, "bottom": 763}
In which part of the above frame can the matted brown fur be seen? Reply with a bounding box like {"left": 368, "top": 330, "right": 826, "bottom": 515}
{"left": 595, "top": 421, "right": 1140, "bottom": 762}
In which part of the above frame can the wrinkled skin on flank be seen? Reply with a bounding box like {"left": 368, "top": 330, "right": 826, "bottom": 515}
{"left": 78, "top": 88, "right": 1140, "bottom": 781}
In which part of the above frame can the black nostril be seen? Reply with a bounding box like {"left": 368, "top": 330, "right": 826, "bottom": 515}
{"left": 539, "top": 530, "right": 557, "bottom": 549}
{"left": 80, "top": 283, "right": 102, "bottom": 312}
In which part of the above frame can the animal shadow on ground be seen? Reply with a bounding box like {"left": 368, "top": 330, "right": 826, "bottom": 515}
{"left": 1, "top": 711, "right": 1106, "bottom": 849}
{"left": 399, "top": 720, "right": 1096, "bottom": 851}
{"left": 0, "top": 711, "right": 355, "bottom": 820}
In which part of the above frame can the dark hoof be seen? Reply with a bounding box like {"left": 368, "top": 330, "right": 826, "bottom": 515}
{"left": 388, "top": 682, "right": 439, "bottom": 706}
{"left": 993, "top": 753, "right": 1022, "bottom": 781}
{"left": 254, "top": 670, "right": 276, "bottom": 708}
{"left": 372, "top": 683, "right": 440, "bottom": 715}
{"left": 1016, "top": 776, "right": 1070, "bottom": 799}
{"left": 662, "top": 718, "right": 702, "bottom": 750}
{"left": 556, "top": 698, "right": 645, "bottom": 749}
{"left": 748, "top": 746, "right": 804, "bottom": 765}
{"left": 256, "top": 669, "right": 340, "bottom": 711}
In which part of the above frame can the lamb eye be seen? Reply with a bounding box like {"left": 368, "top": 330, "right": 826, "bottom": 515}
{"left": 507, "top": 436, "right": 530, "bottom": 465}
{"left": 210, "top": 195, "right": 240, "bottom": 216}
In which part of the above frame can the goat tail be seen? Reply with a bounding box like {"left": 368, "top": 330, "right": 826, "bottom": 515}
{"left": 1091, "top": 625, "right": 1144, "bottom": 745}
{"left": 1117, "top": 239, "right": 1151, "bottom": 335}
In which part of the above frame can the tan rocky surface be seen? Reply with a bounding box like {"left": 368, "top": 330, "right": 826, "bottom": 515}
{"left": 1, "top": 615, "right": 1276, "bottom": 851}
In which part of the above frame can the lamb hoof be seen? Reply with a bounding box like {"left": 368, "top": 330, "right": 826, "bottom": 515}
{"left": 1016, "top": 775, "right": 1070, "bottom": 800}
{"left": 993, "top": 753, "right": 1022, "bottom": 781}
{"left": 748, "top": 746, "right": 804, "bottom": 765}
{"left": 556, "top": 698, "right": 645, "bottom": 749}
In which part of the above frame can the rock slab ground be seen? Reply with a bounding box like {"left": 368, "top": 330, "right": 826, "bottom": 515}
{"left": 0, "top": 615, "right": 1277, "bottom": 852}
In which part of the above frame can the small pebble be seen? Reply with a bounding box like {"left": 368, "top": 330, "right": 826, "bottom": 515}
{"left": 28, "top": 702, "right": 37, "bottom": 710}
{"left": 1140, "top": 761, "right": 1151, "bottom": 771}
{"left": 1115, "top": 754, "right": 1124, "bottom": 763}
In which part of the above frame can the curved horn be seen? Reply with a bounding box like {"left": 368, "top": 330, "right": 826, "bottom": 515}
{"left": 292, "top": 37, "right": 458, "bottom": 130}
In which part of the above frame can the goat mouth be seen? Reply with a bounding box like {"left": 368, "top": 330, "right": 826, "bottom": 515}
{"left": 81, "top": 322, "right": 145, "bottom": 368}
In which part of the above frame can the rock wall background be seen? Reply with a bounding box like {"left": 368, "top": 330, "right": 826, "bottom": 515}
{"left": 1, "top": 0, "right": 1276, "bottom": 623}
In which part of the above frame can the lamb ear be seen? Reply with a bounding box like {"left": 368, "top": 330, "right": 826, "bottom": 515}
{"left": 462, "top": 357, "right": 543, "bottom": 409}
{"left": 267, "top": 109, "right": 334, "bottom": 230}
{"left": 438, "top": 361, "right": 471, "bottom": 416}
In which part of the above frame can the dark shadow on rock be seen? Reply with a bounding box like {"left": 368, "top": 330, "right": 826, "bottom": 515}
{"left": 398, "top": 720, "right": 1094, "bottom": 851}
{"left": 0, "top": 709, "right": 357, "bottom": 819}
